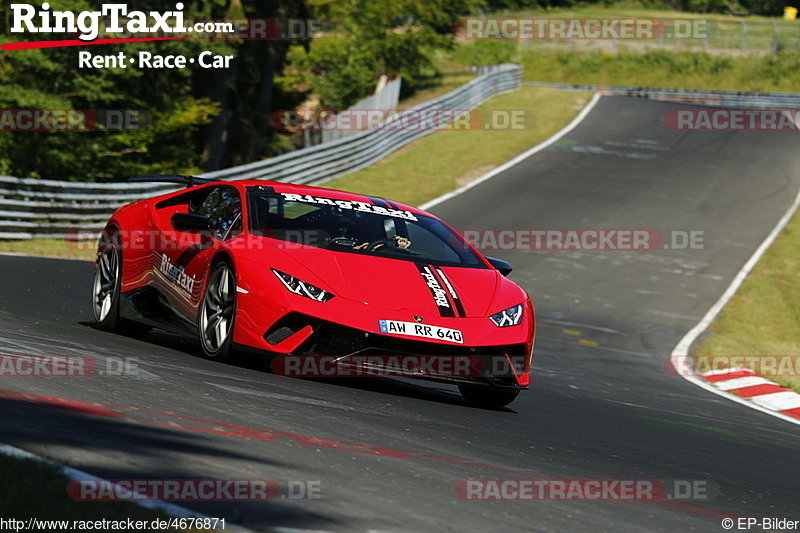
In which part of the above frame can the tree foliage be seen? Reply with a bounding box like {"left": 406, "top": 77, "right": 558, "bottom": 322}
{"left": 284, "top": 0, "right": 482, "bottom": 109}
{"left": 0, "top": 0, "right": 309, "bottom": 180}
{"left": 2, "top": 0, "right": 780, "bottom": 183}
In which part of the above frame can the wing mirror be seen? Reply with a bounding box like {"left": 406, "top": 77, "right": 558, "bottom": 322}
{"left": 487, "top": 256, "right": 513, "bottom": 276}
{"left": 171, "top": 213, "right": 210, "bottom": 233}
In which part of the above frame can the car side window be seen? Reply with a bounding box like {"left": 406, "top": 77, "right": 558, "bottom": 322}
{"left": 195, "top": 186, "right": 242, "bottom": 239}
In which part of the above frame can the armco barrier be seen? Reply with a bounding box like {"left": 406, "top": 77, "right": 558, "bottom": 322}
{"left": 0, "top": 64, "right": 522, "bottom": 240}
{"left": 526, "top": 81, "right": 800, "bottom": 108}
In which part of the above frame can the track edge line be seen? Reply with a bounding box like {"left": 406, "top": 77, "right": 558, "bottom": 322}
{"left": 0, "top": 441, "right": 254, "bottom": 532}
{"left": 669, "top": 173, "right": 800, "bottom": 428}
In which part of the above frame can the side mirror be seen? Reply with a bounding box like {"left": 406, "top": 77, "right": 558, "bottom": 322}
{"left": 487, "top": 256, "right": 513, "bottom": 276}
{"left": 171, "top": 213, "right": 210, "bottom": 233}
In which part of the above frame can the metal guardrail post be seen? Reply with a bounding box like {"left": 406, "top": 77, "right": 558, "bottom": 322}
{"left": 741, "top": 20, "right": 748, "bottom": 52}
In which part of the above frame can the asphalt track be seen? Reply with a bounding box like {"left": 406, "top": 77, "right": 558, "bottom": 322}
{"left": 1, "top": 96, "right": 799, "bottom": 532}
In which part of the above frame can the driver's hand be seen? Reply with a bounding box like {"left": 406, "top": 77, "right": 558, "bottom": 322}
{"left": 393, "top": 236, "right": 411, "bottom": 249}
{"left": 353, "top": 236, "right": 411, "bottom": 250}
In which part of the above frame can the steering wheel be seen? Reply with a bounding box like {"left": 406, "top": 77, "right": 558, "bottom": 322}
{"left": 329, "top": 236, "right": 359, "bottom": 247}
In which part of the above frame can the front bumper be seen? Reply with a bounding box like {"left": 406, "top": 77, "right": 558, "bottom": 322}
{"left": 232, "top": 271, "right": 535, "bottom": 387}
{"left": 240, "top": 310, "right": 533, "bottom": 388}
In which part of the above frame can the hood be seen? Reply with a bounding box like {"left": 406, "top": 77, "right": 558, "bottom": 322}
{"left": 281, "top": 249, "right": 500, "bottom": 318}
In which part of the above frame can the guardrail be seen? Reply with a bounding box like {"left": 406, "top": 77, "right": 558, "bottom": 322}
{"left": 0, "top": 63, "right": 522, "bottom": 240}
{"left": 526, "top": 81, "right": 800, "bottom": 108}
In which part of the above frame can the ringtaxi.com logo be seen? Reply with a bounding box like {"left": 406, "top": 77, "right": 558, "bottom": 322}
{"left": 10, "top": 3, "right": 214, "bottom": 41}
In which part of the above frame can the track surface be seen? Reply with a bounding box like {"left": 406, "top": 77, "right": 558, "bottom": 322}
{"left": 1, "top": 96, "right": 799, "bottom": 532}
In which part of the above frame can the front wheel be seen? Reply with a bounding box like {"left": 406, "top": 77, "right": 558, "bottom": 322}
{"left": 198, "top": 260, "right": 237, "bottom": 359}
{"left": 458, "top": 385, "right": 520, "bottom": 409}
{"left": 92, "top": 233, "right": 122, "bottom": 331}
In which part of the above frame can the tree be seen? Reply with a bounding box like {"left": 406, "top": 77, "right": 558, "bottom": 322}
{"left": 286, "top": 0, "right": 482, "bottom": 109}
{"left": 0, "top": 0, "right": 318, "bottom": 178}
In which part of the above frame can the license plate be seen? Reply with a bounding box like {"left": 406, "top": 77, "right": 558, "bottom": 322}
{"left": 378, "top": 319, "right": 463, "bottom": 344}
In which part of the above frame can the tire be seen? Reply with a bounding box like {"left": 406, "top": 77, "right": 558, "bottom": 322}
{"left": 92, "top": 231, "right": 151, "bottom": 336}
{"left": 198, "top": 259, "right": 237, "bottom": 359}
{"left": 92, "top": 232, "right": 123, "bottom": 331}
{"left": 458, "top": 384, "right": 520, "bottom": 409}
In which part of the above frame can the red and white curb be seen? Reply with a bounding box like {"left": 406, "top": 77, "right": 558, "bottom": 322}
{"left": 697, "top": 367, "right": 800, "bottom": 422}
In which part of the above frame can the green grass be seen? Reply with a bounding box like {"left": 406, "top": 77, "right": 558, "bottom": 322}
{"left": 482, "top": 2, "right": 800, "bottom": 54}
{"left": 0, "top": 454, "right": 207, "bottom": 531}
{"left": 0, "top": 86, "right": 589, "bottom": 260}
{"left": 697, "top": 214, "right": 800, "bottom": 392}
{"left": 324, "top": 86, "right": 590, "bottom": 206}
{"left": 517, "top": 48, "right": 800, "bottom": 92}
{"left": 0, "top": 238, "right": 96, "bottom": 261}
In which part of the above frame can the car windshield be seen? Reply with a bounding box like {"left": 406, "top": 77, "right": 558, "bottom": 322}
{"left": 248, "top": 190, "right": 486, "bottom": 268}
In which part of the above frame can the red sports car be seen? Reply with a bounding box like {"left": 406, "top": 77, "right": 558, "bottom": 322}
{"left": 92, "top": 177, "right": 535, "bottom": 408}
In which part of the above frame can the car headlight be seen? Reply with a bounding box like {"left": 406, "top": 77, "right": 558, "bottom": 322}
{"left": 489, "top": 304, "right": 524, "bottom": 327}
{"left": 272, "top": 269, "right": 334, "bottom": 302}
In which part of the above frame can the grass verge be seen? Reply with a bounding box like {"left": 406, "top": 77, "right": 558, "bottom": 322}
{"left": 696, "top": 214, "right": 800, "bottom": 392}
{"left": 0, "top": 239, "right": 96, "bottom": 261}
{"left": 485, "top": 2, "right": 799, "bottom": 54}
{"left": 324, "top": 86, "right": 590, "bottom": 206}
{"left": 518, "top": 49, "right": 800, "bottom": 92}
{"left": 0, "top": 86, "right": 588, "bottom": 260}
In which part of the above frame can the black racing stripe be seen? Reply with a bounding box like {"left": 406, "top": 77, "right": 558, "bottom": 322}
{"left": 365, "top": 195, "right": 391, "bottom": 209}
{"left": 428, "top": 267, "right": 461, "bottom": 318}
{"left": 434, "top": 267, "right": 466, "bottom": 318}
{"left": 415, "top": 263, "right": 454, "bottom": 317}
